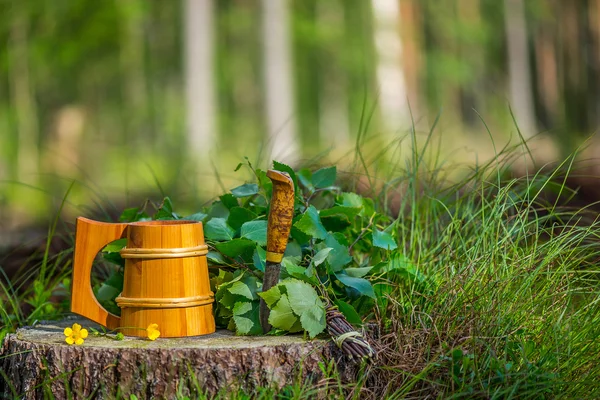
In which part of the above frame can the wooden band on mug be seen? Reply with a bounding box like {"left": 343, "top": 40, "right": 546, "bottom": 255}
{"left": 120, "top": 244, "right": 209, "bottom": 259}
{"left": 115, "top": 293, "right": 214, "bottom": 309}
{"left": 266, "top": 251, "right": 284, "bottom": 263}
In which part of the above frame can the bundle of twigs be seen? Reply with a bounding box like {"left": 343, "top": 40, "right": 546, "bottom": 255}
{"left": 325, "top": 302, "right": 376, "bottom": 361}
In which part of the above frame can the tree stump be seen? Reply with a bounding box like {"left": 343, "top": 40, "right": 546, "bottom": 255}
{"left": 0, "top": 318, "right": 355, "bottom": 399}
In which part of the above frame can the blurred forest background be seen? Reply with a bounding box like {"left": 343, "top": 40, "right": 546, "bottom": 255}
{"left": 1, "top": 0, "right": 599, "bottom": 228}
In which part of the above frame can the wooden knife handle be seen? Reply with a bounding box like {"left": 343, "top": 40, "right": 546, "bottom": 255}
{"left": 266, "top": 170, "right": 295, "bottom": 263}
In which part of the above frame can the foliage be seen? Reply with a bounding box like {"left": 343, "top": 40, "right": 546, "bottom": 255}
{"left": 3, "top": 0, "right": 598, "bottom": 221}
{"left": 100, "top": 161, "right": 420, "bottom": 338}
{"left": 3, "top": 132, "right": 600, "bottom": 398}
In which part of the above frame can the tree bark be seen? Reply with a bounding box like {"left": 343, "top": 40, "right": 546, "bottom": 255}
{"left": 0, "top": 319, "right": 354, "bottom": 399}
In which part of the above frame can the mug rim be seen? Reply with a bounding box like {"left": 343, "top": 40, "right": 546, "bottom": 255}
{"left": 128, "top": 219, "right": 202, "bottom": 226}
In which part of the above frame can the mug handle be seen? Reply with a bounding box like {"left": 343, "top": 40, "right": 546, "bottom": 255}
{"left": 72, "top": 217, "right": 128, "bottom": 329}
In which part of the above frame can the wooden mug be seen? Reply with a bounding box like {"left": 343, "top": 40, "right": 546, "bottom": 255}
{"left": 71, "top": 217, "right": 215, "bottom": 337}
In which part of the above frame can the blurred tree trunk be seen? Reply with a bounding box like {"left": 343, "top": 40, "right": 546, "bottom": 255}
{"left": 372, "top": 0, "right": 408, "bottom": 131}
{"left": 590, "top": 0, "right": 600, "bottom": 126}
{"left": 185, "top": 0, "right": 216, "bottom": 157}
{"left": 343, "top": 0, "right": 379, "bottom": 140}
{"left": 560, "top": 1, "right": 588, "bottom": 135}
{"left": 317, "top": 0, "right": 350, "bottom": 147}
{"left": 504, "top": 0, "right": 536, "bottom": 137}
{"left": 457, "top": 0, "right": 484, "bottom": 127}
{"left": 9, "top": 4, "right": 39, "bottom": 185}
{"left": 534, "top": 21, "right": 559, "bottom": 129}
{"left": 262, "top": 0, "right": 298, "bottom": 161}
{"left": 398, "top": 0, "right": 422, "bottom": 121}
{"left": 118, "top": 0, "right": 147, "bottom": 142}
{"left": 422, "top": 1, "right": 461, "bottom": 125}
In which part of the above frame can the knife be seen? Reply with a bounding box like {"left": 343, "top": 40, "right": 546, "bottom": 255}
{"left": 260, "top": 169, "right": 295, "bottom": 333}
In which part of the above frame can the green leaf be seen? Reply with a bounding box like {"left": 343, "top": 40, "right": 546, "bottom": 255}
{"left": 233, "top": 314, "right": 259, "bottom": 336}
{"left": 258, "top": 285, "right": 282, "bottom": 308}
{"left": 345, "top": 266, "right": 373, "bottom": 278}
{"left": 227, "top": 207, "right": 257, "bottom": 230}
{"left": 324, "top": 234, "right": 352, "bottom": 272}
{"left": 304, "top": 262, "right": 315, "bottom": 278}
{"left": 220, "top": 194, "right": 239, "bottom": 210}
{"left": 102, "top": 252, "right": 125, "bottom": 267}
{"left": 334, "top": 299, "right": 363, "bottom": 325}
{"left": 335, "top": 273, "right": 375, "bottom": 298}
{"left": 232, "top": 301, "right": 261, "bottom": 335}
{"left": 291, "top": 224, "right": 311, "bottom": 245}
{"left": 280, "top": 257, "right": 317, "bottom": 285}
{"left": 119, "top": 207, "right": 138, "bottom": 221}
{"left": 284, "top": 266, "right": 317, "bottom": 286}
{"left": 155, "top": 197, "right": 178, "bottom": 220}
{"left": 297, "top": 169, "right": 315, "bottom": 192}
{"left": 320, "top": 206, "right": 361, "bottom": 219}
{"left": 217, "top": 273, "right": 260, "bottom": 323}
{"left": 272, "top": 161, "right": 299, "bottom": 192}
{"left": 299, "top": 306, "right": 326, "bottom": 338}
{"left": 205, "top": 218, "right": 235, "bottom": 241}
{"left": 207, "top": 251, "right": 227, "bottom": 265}
{"left": 217, "top": 290, "right": 242, "bottom": 309}
{"left": 215, "top": 238, "right": 255, "bottom": 258}
{"left": 227, "top": 280, "right": 255, "bottom": 300}
{"left": 207, "top": 201, "right": 230, "bottom": 219}
{"left": 282, "top": 279, "right": 325, "bottom": 316}
{"left": 294, "top": 205, "right": 328, "bottom": 239}
{"left": 312, "top": 247, "right": 332, "bottom": 266}
{"left": 227, "top": 318, "right": 236, "bottom": 331}
{"left": 373, "top": 228, "right": 398, "bottom": 250}
{"left": 255, "top": 169, "right": 273, "bottom": 197}
{"left": 102, "top": 239, "right": 127, "bottom": 253}
{"left": 104, "top": 269, "right": 124, "bottom": 290}
{"left": 252, "top": 246, "right": 266, "bottom": 272}
{"left": 311, "top": 166, "right": 336, "bottom": 188}
{"left": 185, "top": 212, "right": 208, "bottom": 222}
{"left": 231, "top": 183, "right": 260, "bottom": 198}
{"left": 210, "top": 269, "right": 234, "bottom": 292}
{"left": 340, "top": 192, "right": 364, "bottom": 208}
{"left": 241, "top": 220, "right": 268, "bottom": 246}
{"left": 268, "top": 294, "right": 299, "bottom": 331}
{"left": 119, "top": 207, "right": 150, "bottom": 222}
{"left": 320, "top": 206, "right": 362, "bottom": 231}
{"left": 233, "top": 301, "right": 253, "bottom": 315}
{"left": 216, "top": 269, "right": 244, "bottom": 292}
{"left": 362, "top": 197, "right": 375, "bottom": 217}
{"left": 96, "top": 283, "right": 121, "bottom": 302}
{"left": 284, "top": 240, "right": 302, "bottom": 257}
{"left": 321, "top": 216, "right": 351, "bottom": 232}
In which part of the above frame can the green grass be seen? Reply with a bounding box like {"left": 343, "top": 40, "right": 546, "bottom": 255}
{"left": 2, "top": 130, "right": 600, "bottom": 399}
{"left": 356, "top": 134, "right": 600, "bottom": 398}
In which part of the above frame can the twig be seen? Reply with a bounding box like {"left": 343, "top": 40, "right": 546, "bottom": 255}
{"left": 349, "top": 213, "right": 376, "bottom": 251}
{"left": 325, "top": 301, "right": 376, "bottom": 361}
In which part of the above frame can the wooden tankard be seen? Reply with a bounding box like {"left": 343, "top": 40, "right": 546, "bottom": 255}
{"left": 71, "top": 218, "right": 215, "bottom": 338}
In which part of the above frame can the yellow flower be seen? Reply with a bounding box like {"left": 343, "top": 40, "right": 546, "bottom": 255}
{"left": 64, "top": 323, "right": 88, "bottom": 345}
{"left": 146, "top": 323, "right": 160, "bottom": 341}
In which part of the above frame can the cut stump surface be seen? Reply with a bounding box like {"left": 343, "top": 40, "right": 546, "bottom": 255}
{"left": 1, "top": 318, "right": 354, "bottom": 399}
